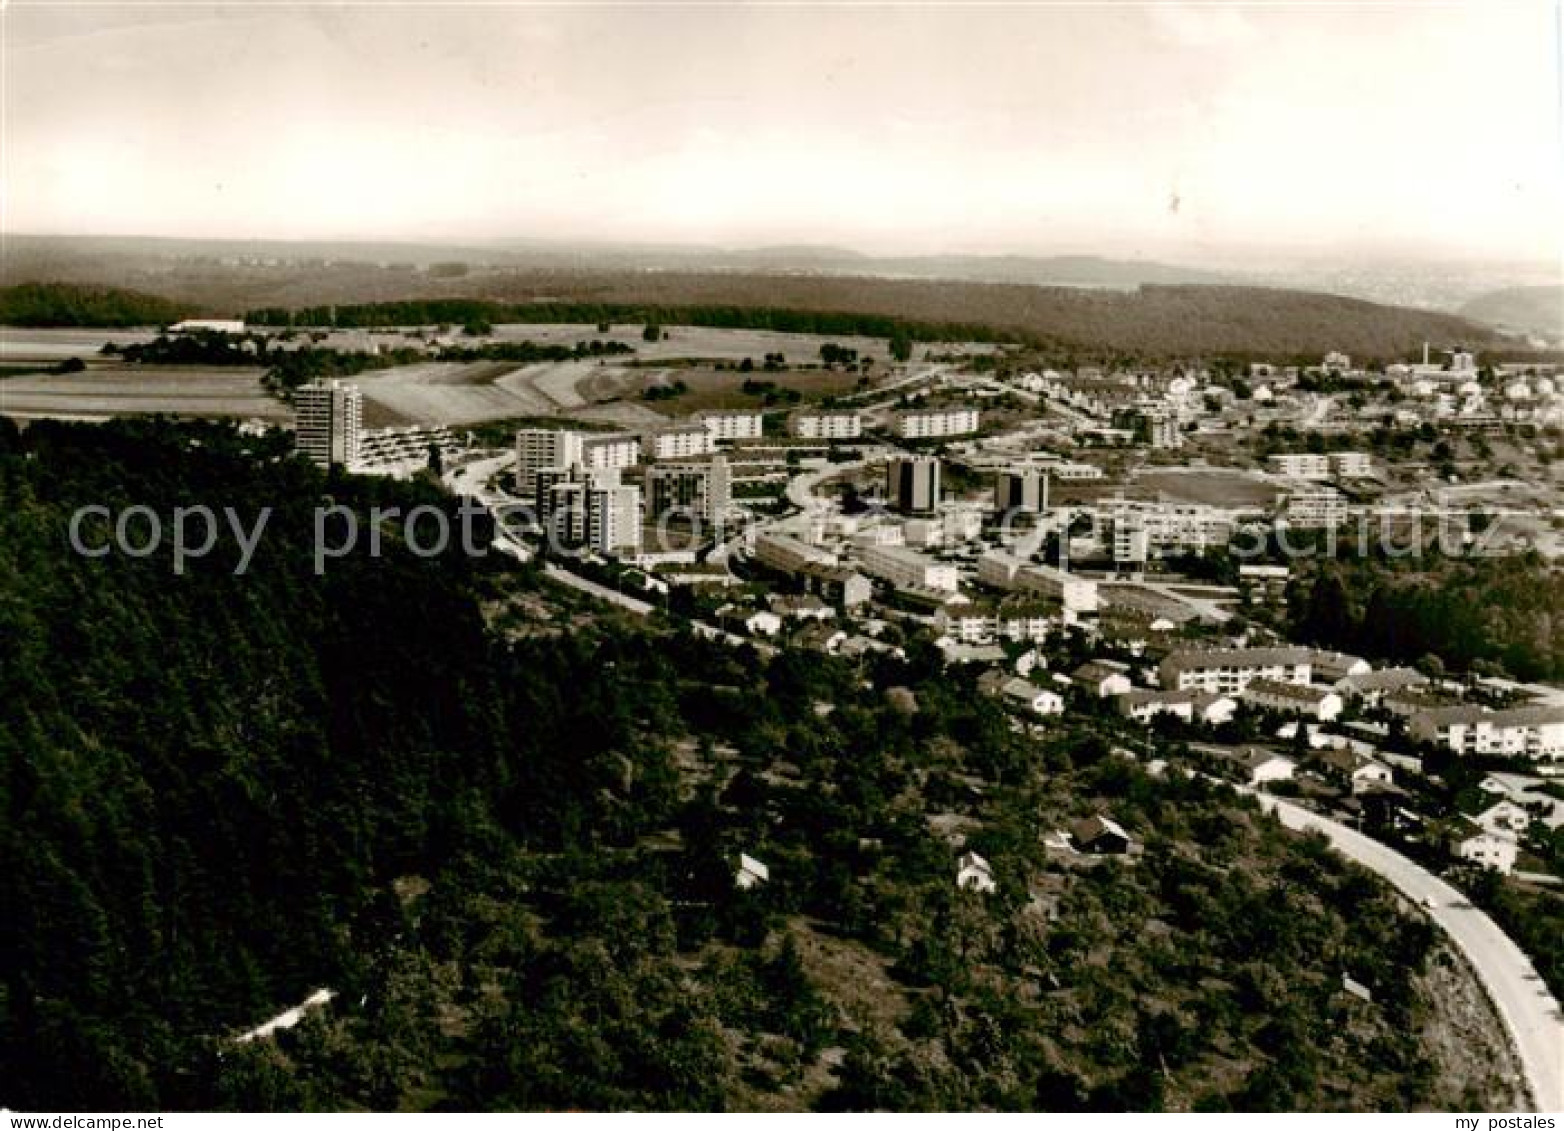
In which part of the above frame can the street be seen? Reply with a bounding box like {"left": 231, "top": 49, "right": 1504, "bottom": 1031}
{"left": 1255, "top": 793, "right": 1564, "bottom": 1113}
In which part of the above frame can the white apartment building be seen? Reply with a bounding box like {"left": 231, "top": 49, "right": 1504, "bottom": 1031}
{"left": 978, "top": 552, "right": 1098, "bottom": 615}
{"left": 754, "top": 532, "right": 836, "bottom": 575}
{"left": 1269, "top": 451, "right": 1373, "bottom": 480}
{"left": 858, "top": 544, "right": 959, "bottom": 593}
{"left": 791, "top": 411, "right": 862, "bottom": 440}
{"left": 1330, "top": 451, "right": 1373, "bottom": 478}
{"left": 1158, "top": 647, "right": 1313, "bottom": 694}
{"left": 1104, "top": 502, "right": 1236, "bottom": 555}
{"left": 516, "top": 428, "right": 585, "bottom": 495}
{"left": 582, "top": 433, "right": 642, "bottom": 471}
{"left": 538, "top": 466, "right": 642, "bottom": 555}
{"left": 1279, "top": 487, "right": 1349, "bottom": 528}
{"left": 1269, "top": 453, "right": 1332, "bottom": 480}
{"left": 1409, "top": 705, "right": 1564, "bottom": 762}
{"left": 698, "top": 410, "right": 764, "bottom": 443}
{"left": 294, "top": 380, "right": 363, "bottom": 468}
{"left": 648, "top": 425, "right": 716, "bottom": 461}
{"left": 896, "top": 406, "right": 980, "bottom": 440}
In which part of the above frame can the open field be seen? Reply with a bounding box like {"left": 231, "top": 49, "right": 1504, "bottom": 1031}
{"left": 484, "top": 322, "right": 895, "bottom": 364}
{"left": 0, "top": 364, "right": 284, "bottom": 421}
{"left": 0, "top": 327, "right": 160, "bottom": 362}
{"left": 1135, "top": 466, "right": 1282, "bottom": 507}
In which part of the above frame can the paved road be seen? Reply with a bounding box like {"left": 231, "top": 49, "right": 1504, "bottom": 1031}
{"left": 542, "top": 562, "right": 655, "bottom": 614}
{"left": 1254, "top": 793, "right": 1563, "bottom": 1112}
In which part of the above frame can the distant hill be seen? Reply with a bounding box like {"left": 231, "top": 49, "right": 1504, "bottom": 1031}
{"left": 4, "top": 233, "right": 1234, "bottom": 288}
{"left": 1, "top": 234, "right": 1510, "bottom": 359}
{"left": 1460, "top": 285, "right": 1564, "bottom": 341}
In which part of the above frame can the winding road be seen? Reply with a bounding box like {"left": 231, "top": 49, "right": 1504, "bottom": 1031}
{"left": 1255, "top": 793, "right": 1563, "bottom": 1112}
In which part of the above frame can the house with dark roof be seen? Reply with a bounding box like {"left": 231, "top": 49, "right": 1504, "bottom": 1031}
{"left": 1070, "top": 815, "right": 1133, "bottom": 855}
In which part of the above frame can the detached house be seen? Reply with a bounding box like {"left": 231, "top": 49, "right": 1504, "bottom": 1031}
{"left": 1071, "top": 815, "right": 1134, "bottom": 855}
{"left": 735, "top": 853, "right": 770, "bottom": 890}
{"left": 1072, "top": 660, "right": 1133, "bottom": 698}
{"left": 956, "top": 851, "right": 997, "bottom": 894}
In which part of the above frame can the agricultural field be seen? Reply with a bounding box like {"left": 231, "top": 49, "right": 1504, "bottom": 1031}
{"left": 0, "top": 327, "right": 159, "bottom": 362}
{"left": 0, "top": 324, "right": 925, "bottom": 429}
{"left": 0, "top": 364, "right": 284, "bottom": 422}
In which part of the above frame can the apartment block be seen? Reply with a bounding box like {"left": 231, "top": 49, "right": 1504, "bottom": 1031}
{"left": 887, "top": 456, "right": 941, "bottom": 514}
{"left": 754, "top": 532, "right": 836, "bottom": 575}
{"left": 646, "top": 456, "right": 732, "bottom": 523}
{"left": 1158, "top": 647, "right": 1313, "bottom": 694}
{"left": 516, "top": 428, "right": 585, "bottom": 495}
{"left": 791, "top": 411, "right": 863, "bottom": 440}
{"left": 537, "top": 465, "right": 641, "bottom": 555}
{"left": 648, "top": 424, "right": 716, "bottom": 461}
{"left": 1330, "top": 451, "right": 1373, "bottom": 478}
{"left": 977, "top": 551, "right": 1097, "bottom": 615}
{"left": 698, "top": 410, "right": 764, "bottom": 443}
{"left": 858, "top": 544, "right": 959, "bottom": 593}
{"left": 1279, "top": 487, "right": 1349, "bottom": 528}
{"left": 1269, "top": 453, "right": 1332, "bottom": 480}
{"left": 896, "top": 406, "right": 980, "bottom": 440}
{"left": 1409, "top": 705, "right": 1564, "bottom": 762}
{"left": 294, "top": 380, "right": 363, "bottom": 468}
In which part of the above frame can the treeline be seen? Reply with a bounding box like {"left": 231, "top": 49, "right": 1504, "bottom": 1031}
{"left": 1287, "top": 552, "right": 1564, "bottom": 681}
{"left": 0, "top": 282, "right": 189, "bottom": 328}
{"left": 243, "top": 298, "right": 1015, "bottom": 347}
{"left": 107, "top": 332, "right": 632, "bottom": 396}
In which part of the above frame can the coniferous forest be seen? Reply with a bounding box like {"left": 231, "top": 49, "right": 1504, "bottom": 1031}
{"left": 0, "top": 419, "right": 1523, "bottom": 1111}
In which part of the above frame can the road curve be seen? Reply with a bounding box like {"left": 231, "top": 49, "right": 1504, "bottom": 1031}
{"left": 1255, "top": 794, "right": 1563, "bottom": 1112}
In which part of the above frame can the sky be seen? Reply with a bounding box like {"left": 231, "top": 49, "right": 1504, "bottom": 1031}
{"left": 4, "top": 1, "right": 1563, "bottom": 265}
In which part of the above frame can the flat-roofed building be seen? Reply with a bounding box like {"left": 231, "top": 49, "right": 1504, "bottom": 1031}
{"left": 699, "top": 410, "right": 764, "bottom": 443}
{"left": 995, "top": 469, "right": 1049, "bottom": 513}
{"left": 896, "top": 406, "right": 979, "bottom": 440}
{"left": 516, "top": 428, "right": 585, "bottom": 495}
{"left": 978, "top": 551, "right": 1098, "bottom": 615}
{"left": 754, "top": 531, "right": 836, "bottom": 575}
{"left": 582, "top": 433, "right": 642, "bottom": 471}
{"left": 1330, "top": 451, "right": 1373, "bottom": 478}
{"left": 648, "top": 424, "right": 715, "bottom": 461}
{"left": 859, "top": 544, "right": 959, "bottom": 592}
{"left": 791, "top": 411, "right": 862, "bottom": 440}
{"left": 537, "top": 465, "right": 641, "bottom": 555}
{"left": 294, "top": 380, "right": 362, "bottom": 468}
{"left": 646, "top": 456, "right": 731, "bottom": 523}
{"left": 1279, "top": 487, "right": 1349, "bottom": 528}
{"left": 1269, "top": 453, "right": 1332, "bottom": 480}
{"left": 888, "top": 456, "right": 941, "bottom": 514}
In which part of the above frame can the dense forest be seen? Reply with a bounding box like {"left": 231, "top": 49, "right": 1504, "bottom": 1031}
{"left": 0, "top": 418, "right": 1519, "bottom": 1110}
{"left": 0, "top": 282, "right": 189, "bottom": 328}
{"left": 239, "top": 280, "right": 1498, "bottom": 361}
{"left": 1286, "top": 553, "right": 1564, "bottom": 681}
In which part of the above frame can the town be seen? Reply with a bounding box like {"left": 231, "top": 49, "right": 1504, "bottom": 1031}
{"left": 278, "top": 325, "right": 1564, "bottom": 893}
